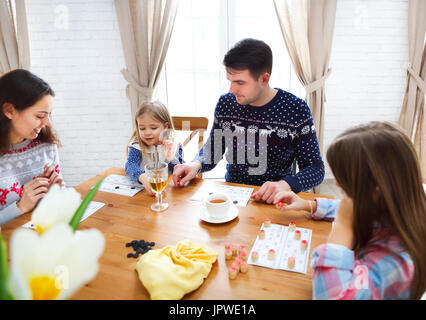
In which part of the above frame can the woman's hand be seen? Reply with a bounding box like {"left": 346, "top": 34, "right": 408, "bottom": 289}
{"left": 16, "top": 177, "right": 50, "bottom": 213}
{"left": 41, "top": 164, "right": 63, "bottom": 186}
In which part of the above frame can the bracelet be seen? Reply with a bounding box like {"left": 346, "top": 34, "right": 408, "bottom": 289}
{"left": 308, "top": 200, "right": 313, "bottom": 217}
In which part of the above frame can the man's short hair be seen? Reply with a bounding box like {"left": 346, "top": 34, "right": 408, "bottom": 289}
{"left": 223, "top": 38, "right": 273, "bottom": 79}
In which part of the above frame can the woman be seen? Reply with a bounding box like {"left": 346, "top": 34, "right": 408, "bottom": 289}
{"left": 0, "top": 69, "right": 63, "bottom": 225}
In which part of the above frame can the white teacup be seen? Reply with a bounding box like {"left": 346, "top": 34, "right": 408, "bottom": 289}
{"left": 204, "top": 193, "right": 230, "bottom": 219}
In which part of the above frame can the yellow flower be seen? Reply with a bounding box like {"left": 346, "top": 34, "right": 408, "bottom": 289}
{"left": 8, "top": 224, "right": 104, "bottom": 300}
{"left": 31, "top": 184, "right": 81, "bottom": 234}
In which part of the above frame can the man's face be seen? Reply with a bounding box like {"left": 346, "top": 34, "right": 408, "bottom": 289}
{"left": 226, "top": 68, "right": 264, "bottom": 106}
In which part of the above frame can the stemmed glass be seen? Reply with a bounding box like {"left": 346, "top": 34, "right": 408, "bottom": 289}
{"left": 145, "top": 161, "right": 169, "bottom": 212}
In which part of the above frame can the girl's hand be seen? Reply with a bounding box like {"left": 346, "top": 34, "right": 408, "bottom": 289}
{"left": 327, "top": 193, "right": 354, "bottom": 249}
{"left": 138, "top": 173, "right": 167, "bottom": 198}
{"left": 139, "top": 173, "right": 155, "bottom": 197}
{"left": 16, "top": 177, "right": 50, "bottom": 213}
{"left": 162, "top": 140, "right": 175, "bottom": 162}
{"left": 273, "top": 191, "right": 311, "bottom": 212}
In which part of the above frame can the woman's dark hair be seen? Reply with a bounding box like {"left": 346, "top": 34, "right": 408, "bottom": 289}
{"left": 223, "top": 38, "right": 273, "bottom": 79}
{"left": 0, "top": 69, "right": 60, "bottom": 156}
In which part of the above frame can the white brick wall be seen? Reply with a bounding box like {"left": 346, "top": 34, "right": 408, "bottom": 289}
{"left": 324, "top": 0, "right": 408, "bottom": 178}
{"left": 27, "top": 0, "right": 132, "bottom": 186}
{"left": 25, "top": 0, "right": 409, "bottom": 186}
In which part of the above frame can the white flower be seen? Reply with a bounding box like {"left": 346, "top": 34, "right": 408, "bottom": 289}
{"left": 31, "top": 184, "right": 81, "bottom": 234}
{"left": 8, "top": 224, "right": 105, "bottom": 300}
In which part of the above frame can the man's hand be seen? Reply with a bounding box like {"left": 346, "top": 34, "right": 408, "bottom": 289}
{"left": 251, "top": 180, "right": 292, "bottom": 203}
{"left": 172, "top": 161, "right": 201, "bottom": 187}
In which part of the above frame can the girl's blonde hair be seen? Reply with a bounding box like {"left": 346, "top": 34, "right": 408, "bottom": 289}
{"left": 326, "top": 121, "right": 426, "bottom": 299}
{"left": 127, "top": 100, "right": 175, "bottom": 159}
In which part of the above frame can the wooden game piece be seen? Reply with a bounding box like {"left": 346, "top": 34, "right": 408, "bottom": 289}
{"left": 228, "top": 267, "right": 238, "bottom": 280}
{"left": 300, "top": 240, "right": 308, "bottom": 251}
{"left": 289, "top": 221, "right": 296, "bottom": 232}
{"left": 268, "top": 249, "right": 276, "bottom": 260}
{"left": 230, "top": 244, "right": 238, "bottom": 256}
{"left": 264, "top": 218, "right": 271, "bottom": 227}
{"left": 238, "top": 245, "right": 247, "bottom": 255}
{"left": 294, "top": 230, "right": 301, "bottom": 240}
{"left": 258, "top": 229, "right": 265, "bottom": 239}
{"left": 275, "top": 201, "right": 288, "bottom": 209}
{"left": 240, "top": 261, "right": 248, "bottom": 273}
{"left": 224, "top": 242, "right": 231, "bottom": 249}
{"left": 225, "top": 248, "right": 233, "bottom": 260}
{"left": 251, "top": 251, "right": 259, "bottom": 262}
{"left": 239, "top": 251, "right": 248, "bottom": 261}
{"left": 288, "top": 256, "right": 295, "bottom": 268}
{"left": 231, "top": 261, "right": 240, "bottom": 272}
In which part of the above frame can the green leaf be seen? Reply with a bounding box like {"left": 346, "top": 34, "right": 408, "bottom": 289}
{"left": 69, "top": 178, "right": 104, "bottom": 232}
{"left": 0, "top": 232, "right": 10, "bottom": 300}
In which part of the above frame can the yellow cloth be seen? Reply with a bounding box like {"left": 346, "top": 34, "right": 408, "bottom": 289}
{"left": 136, "top": 240, "right": 218, "bottom": 300}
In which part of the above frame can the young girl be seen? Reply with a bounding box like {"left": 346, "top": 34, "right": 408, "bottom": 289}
{"left": 125, "top": 100, "right": 184, "bottom": 195}
{"left": 0, "top": 69, "right": 64, "bottom": 225}
{"left": 274, "top": 121, "right": 426, "bottom": 300}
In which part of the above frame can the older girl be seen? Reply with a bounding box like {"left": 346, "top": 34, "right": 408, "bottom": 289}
{"left": 0, "top": 69, "right": 63, "bottom": 225}
{"left": 274, "top": 121, "right": 426, "bottom": 299}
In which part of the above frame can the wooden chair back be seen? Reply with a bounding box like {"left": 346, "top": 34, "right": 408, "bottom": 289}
{"left": 172, "top": 116, "right": 209, "bottom": 152}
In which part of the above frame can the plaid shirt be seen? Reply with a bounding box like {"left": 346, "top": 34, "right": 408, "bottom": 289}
{"left": 310, "top": 198, "right": 414, "bottom": 300}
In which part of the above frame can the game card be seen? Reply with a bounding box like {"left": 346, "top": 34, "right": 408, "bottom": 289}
{"left": 98, "top": 174, "right": 144, "bottom": 197}
{"left": 248, "top": 223, "right": 312, "bottom": 274}
{"left": 21, "top": 201, "right": 105, "bottom": 230}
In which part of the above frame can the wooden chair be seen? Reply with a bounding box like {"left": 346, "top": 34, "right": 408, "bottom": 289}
{"left": 172, "top": 116, "right": 209, "bottom": 151}
{"left": 172, "top": 116, "right": 209, "bottom": 178}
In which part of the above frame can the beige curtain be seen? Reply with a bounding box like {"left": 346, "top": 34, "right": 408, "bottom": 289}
{"left": 114, "top": 0, "right": 178, "bottom": 119}
{"left": 398, "top": 0, "right": 426, "bottom": 181}
{"left": 273, "top": 0, "right": 337, "bottom": 152}
{"left": 0, "top": 0, "right": 30, "bottom": 74}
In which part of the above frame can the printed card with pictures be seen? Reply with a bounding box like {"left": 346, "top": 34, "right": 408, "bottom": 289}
{"left": 190, "top": 184, "right": 254, "bottom": 207}
{"left": 98, "top": 174, "right": 144, "bottom": 197}
{"left": 247, "top": 223, "right": 312, "bottom": 274}
{"left": 21, "top": 201, "right": 105, "bottom": 230}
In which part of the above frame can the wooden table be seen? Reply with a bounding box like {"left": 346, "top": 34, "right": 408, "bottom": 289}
{"left": 1, "top": 167, "right": 334, "bottom": 300}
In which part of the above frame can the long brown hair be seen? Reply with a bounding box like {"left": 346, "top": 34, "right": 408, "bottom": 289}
{"left": 0, "top": 69, "right": 60, "bottom": 156}
{"left": 326, "top": 121, "right": 426, "bottom": 299}
{"left": 126, "top": 100, "right": 175, "bottom": 160}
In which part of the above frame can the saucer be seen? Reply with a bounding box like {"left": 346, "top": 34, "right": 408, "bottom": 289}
{"left": 199, "top": 203, "right": 238, "bottom": 224}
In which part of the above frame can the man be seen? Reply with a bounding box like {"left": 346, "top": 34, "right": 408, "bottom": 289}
{"left": 172, "top": 38, "right": 324, "bottom": 203}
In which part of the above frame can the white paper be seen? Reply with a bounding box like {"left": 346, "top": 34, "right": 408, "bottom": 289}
{"left": 21, "top": 201, "right": 105, "bottom": 230}
{"left": 190, "top": 184, "right": 253, "bottom": 207}
{"left": 98, "top": 174, "right": 144, "bottom": 197}
{"left": 247, "top": 223, "right": 312, "bottom": 274}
